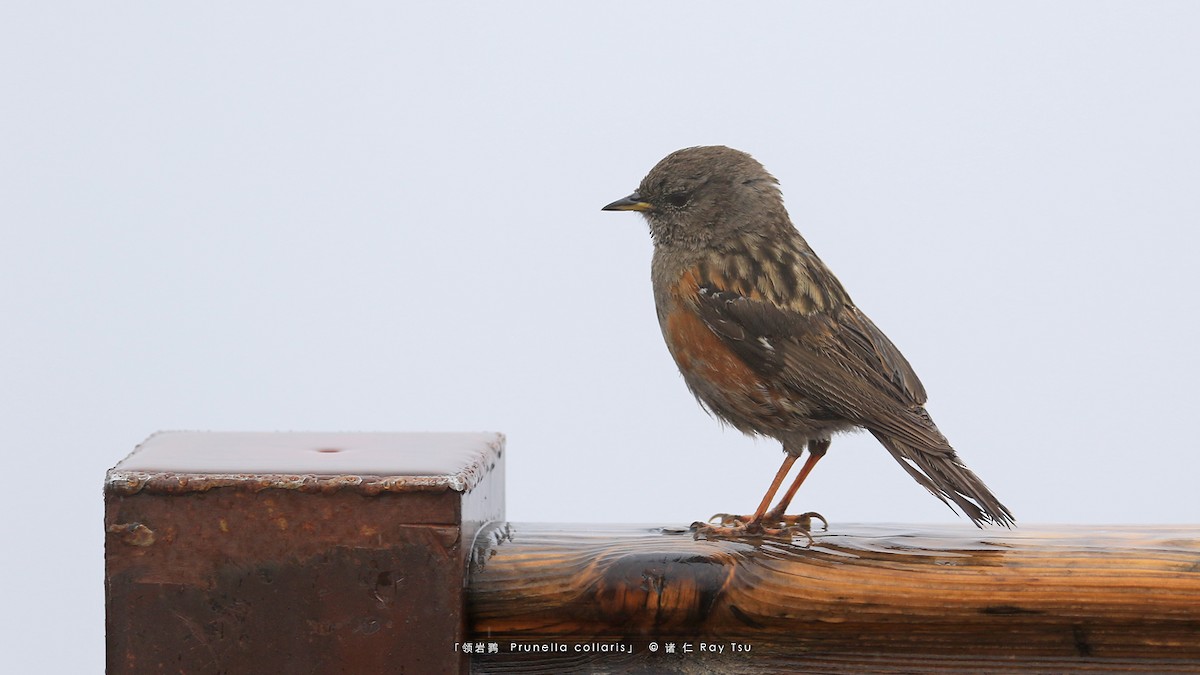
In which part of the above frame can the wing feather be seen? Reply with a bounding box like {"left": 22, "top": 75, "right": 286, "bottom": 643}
{"left": 692, "top": 283, "right": 1014, "bottom": 527}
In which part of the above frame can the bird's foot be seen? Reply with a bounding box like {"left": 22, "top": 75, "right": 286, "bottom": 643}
{"left": 765, "top": 510, "right": 828, "bottom": 533}
{"left": 709, "top": 510, "right": 828, "bottom": 532}
{"left": 691, "top": 511, "right": 827, "bottom": 543}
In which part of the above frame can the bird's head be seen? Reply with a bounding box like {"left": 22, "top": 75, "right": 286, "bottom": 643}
{"left": 602, "top": 145, "right": 789, "bottom": 247}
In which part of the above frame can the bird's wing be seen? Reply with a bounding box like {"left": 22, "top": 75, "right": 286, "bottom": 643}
{"left": 691, "top": 284, "right": 938, "bottom": 449}
{"left": 693, "top": 283, "right": 1014, "bottom": 527}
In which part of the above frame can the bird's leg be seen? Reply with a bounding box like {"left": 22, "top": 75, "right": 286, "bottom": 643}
{"left": 749, "top": 452, "right": 799, "bottom": 524}
{"left": 762, "top": 439, "right": 830, "bottom": 531}
{"left": 707, "top": 452, "right": 797, "bottom": 531}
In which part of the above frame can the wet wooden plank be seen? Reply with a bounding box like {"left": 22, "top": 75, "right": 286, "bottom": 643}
{"left": 466, "top": 523, "right": 1200, "bottom": 673}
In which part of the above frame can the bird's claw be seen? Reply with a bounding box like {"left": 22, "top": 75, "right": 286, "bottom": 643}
{"left": 692, "top": 510, "right": 828, "bottom": 545}
{"left": 772, "top": 511, "right": 829, "bottom": 532}
{"left": 708, "top": 510, "right": 827, "bottom": 531}
{"left": 708, "top": 512, "right": 747, "bottom": 526}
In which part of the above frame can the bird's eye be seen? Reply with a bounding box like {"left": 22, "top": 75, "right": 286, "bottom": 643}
{"left": 666, "top": 191, "right": 690, "bottom": 207}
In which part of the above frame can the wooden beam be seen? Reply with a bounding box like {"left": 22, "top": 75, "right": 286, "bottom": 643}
{"left": 105, "top": 431, "right": 505, "bottom": 675}
{"left": 467, "top": 523, "right": 1200, "bottom": 672}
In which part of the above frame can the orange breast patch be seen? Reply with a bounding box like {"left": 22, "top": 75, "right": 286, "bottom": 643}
{"left": 664, "top": 306, "right": 765, "bottom": 393}
{"left": 665, "top": 268, "right": 766, "bottom": 395}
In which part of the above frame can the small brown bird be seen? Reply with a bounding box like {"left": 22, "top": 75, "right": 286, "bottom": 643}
{"left": 603, "top": 146, "right": 1013, "bottom": 533}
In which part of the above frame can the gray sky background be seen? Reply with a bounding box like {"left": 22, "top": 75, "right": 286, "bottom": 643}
{"left": 3, "top": 3, "right": 1199, "bottom": 669}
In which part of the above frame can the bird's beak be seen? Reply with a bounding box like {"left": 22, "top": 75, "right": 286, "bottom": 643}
{"left": 601, "top": 192, "right": 654, "bottom": 212}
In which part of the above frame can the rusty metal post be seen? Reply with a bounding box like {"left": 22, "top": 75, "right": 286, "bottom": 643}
{"left": 105, "top": 431, "right": 504, "bottom": 674}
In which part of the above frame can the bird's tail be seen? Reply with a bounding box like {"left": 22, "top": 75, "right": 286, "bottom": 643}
{"left": 870, "top": 428, "right": 1014, "bottom": 528}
